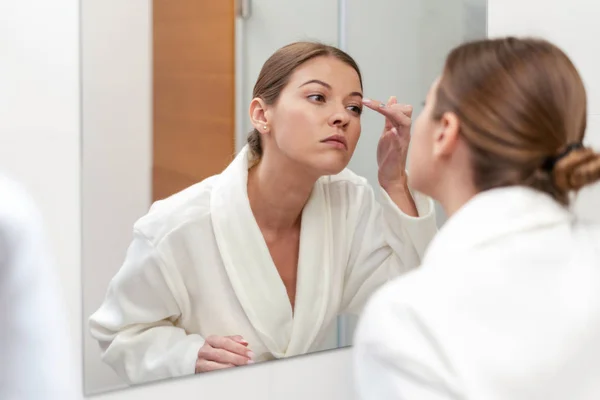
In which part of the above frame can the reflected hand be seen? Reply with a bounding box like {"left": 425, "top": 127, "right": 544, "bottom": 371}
{"left": 195, "top": 335, "right": 254, "bottom": 373}
{"left": 363, "top": 96, "right": 413, "bottom": 190}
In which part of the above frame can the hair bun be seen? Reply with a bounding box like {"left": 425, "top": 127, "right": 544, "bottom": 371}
{"left": 552, "top": 146, "right": 600, "bottom": 192}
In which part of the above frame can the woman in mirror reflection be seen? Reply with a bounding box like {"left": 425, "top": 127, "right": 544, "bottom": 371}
{"left": 354, "top": 37, "right": 600, "bottom": 400}
{"left": 89, "top": 42, "right": 438, "bottom": 384}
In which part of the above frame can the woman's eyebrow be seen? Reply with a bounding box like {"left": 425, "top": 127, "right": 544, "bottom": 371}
{"left": 299, "top": 79, "right": 362, "bottom": 98}
{"left": 299, "top": 79, "right": 331, "bottom": 89}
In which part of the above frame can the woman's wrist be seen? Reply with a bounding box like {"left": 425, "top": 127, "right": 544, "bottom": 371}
{"left": 379, "top": 173, "right": 410, "bottom": 195}
{"left": 380, "top": 176, "right": 419, "bottom": 217}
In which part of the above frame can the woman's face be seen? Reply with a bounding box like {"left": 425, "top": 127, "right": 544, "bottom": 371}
{"left": 259, "top": 56, "right": 363, "bottom": 176}
{"left": 408, "top": 78, "right": 442, "bottom": 196}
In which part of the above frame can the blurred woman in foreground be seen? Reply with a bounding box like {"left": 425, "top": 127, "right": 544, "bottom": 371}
{"left": 354, "top": 37, "right": 600, "bottom": 400}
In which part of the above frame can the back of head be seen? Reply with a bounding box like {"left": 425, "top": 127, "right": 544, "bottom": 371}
{"left": 433, "top": 37, "right": 600, "bottom": 205}
{"left": 247, "top": 41, "right": 362, "bottom": 160}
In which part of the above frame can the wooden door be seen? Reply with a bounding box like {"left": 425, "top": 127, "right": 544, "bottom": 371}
{"left": 153, "top": 0, "right": 235, "bottom": 201}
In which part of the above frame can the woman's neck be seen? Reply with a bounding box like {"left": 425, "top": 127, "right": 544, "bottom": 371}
{"left": 437, "top": 176, "right": 478, "bottom": 219}
{"left": 247, "top": 153, "right": 317, "bottom": 235}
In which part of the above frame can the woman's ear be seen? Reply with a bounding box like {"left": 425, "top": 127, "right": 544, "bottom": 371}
{"left": 249, "top": 98, "right": 270, "bottom": 133}
{"left": 433, "top": 111, "right": 461, "bottom": 159}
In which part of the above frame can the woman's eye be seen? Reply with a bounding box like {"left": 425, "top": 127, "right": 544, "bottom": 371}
{"left": 308, "top": 94, "right": 325, "bottom": 102}
{"left": 347, "top": 105, "right": 362, "bottom": 115}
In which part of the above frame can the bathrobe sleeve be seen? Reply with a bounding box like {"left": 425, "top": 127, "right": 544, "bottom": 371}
{"left": 352, "top": 283, "right": 463, "bottom": 400}
{"left": 340, "top": 184, "right": 437, "bottom": 314}
{"left": 88, "top": 231, "right": 204, "bottom": 385}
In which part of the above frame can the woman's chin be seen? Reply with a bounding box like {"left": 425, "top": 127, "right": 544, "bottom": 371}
{"left": 292, "top": 152, "right": 350, "bottom": 178}
{"left": 313, "top": 160, "right": 348, "bottom": 177}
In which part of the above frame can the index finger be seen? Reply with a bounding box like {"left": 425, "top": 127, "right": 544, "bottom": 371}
{"left": 362, "top": 98, "right": 412, "bottom": 124}
{"left": 226, "top": 335, "right": 249, "bottom": 346}
{"left": 209, "top": 336, "right": 253, "bottom": 358}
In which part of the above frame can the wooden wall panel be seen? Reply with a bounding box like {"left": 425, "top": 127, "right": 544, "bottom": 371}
{"left": 153, "top": 0, "right": 235, "bottom": 201}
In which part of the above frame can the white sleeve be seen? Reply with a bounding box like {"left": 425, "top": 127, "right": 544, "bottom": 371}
{"left": 0, "top": 176, "right": 78, "bottom": 400}
{"left": 89, "top": 231, "right": 204, "bottom": 385}
{"left": 378, "top": 186, "right": 438, "bottom": 259}
{"left": 353, "top": 286, "right": 463, "bottom": 400}
{"left": 340, "top": 184, "right": 437, "bottom": 315}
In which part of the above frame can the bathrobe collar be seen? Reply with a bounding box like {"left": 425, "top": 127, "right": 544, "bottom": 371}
{"left": 210, "top": 146, "right": 332, "bottom": 358}
{"left": 422, "top": 186, "right": 575, "bottom": 268}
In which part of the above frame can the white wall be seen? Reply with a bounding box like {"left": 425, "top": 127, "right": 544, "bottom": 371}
{"left": 3, "top": 0, "right": 600, "bottom": 399}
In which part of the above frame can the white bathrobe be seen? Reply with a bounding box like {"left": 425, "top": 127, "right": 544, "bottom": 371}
{"left": 0, "top": 175, "right": 77, "bottom": 400}
{"left": 89, "top": 146, "right": 438, "bottom": 385}
{"left": 353, "top": 186, "right": 600, "bottom": 400}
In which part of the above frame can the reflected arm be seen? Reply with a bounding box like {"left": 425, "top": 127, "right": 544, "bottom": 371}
{"left": 340, "top": 183, "right": 438, "bottom": 315}
{"left": 89, "top": 232, "right": 203, "bottom": 385}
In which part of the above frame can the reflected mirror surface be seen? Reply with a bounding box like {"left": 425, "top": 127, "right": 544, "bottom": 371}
{"left": 82, "top": 0, "right": 487, "bottom": 395}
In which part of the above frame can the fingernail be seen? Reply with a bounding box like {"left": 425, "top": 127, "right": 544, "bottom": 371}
{"left": 362, "top": 98, "right": 372, "bottom": 104}
{"left": 247, "top": 359, "right": 255, "bottom": 364}
{"left": 248, "top": 351, "right": 255, "bottom": 359}
{"left": 391, "top": 128, "right": 398, "bottom": 135}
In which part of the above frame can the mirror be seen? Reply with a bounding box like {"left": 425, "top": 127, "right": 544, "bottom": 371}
{"left": 82, "top": 0, "right": 487, "bottom": 395}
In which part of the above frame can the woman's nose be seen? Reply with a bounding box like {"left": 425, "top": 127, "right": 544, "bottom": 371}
{"left": 329, "top": 107, "right": 350, "bottom": 127}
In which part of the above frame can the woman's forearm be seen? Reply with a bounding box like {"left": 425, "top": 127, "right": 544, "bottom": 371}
{"left": 382, "top": 179, "right": 419, "bottom": 217}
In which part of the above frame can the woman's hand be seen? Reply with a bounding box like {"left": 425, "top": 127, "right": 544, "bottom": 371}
{"left": 363, "top": 96, "right": 419, "bottom": 217}
{"left": 195, "top": 335, "right": 254, "bottom": 373}
{"left": 363, "top": 96, "right": 413, "bottom": 191}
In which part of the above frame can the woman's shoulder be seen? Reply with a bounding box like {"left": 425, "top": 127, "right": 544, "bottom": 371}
{"left": 133, "top": 175, "right": 220, "bottom": 243}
